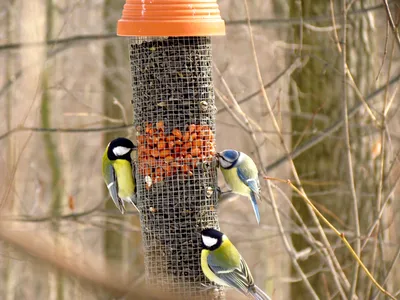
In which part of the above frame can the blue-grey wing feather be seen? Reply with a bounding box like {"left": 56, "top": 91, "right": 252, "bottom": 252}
{"left": 237, "top": 167, "right": 260, "bottom": 196}
{"left": 105, "top": 164, "right": 125, "bottom": 213}
{"left": 207, "top": 254, "right": 252, "bottom": 293}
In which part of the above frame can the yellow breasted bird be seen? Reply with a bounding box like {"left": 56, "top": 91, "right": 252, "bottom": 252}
{"left": 102, "top": 137, "right": 138, "bottom": 214}
{"left": 217, "top": 149, "right": 261, "bottom": 224}
{"left": 201, "top": 228, "right": 271, "bottom": 300}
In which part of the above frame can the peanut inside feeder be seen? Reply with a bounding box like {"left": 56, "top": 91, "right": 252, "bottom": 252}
{"left": 138, "top": 122, "right": 216, "bottom": 185}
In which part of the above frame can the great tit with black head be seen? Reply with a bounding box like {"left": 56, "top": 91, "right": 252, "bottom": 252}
{"left": 216, "top": 149, "right": 261, "bottom": 224}
{"left": 102, "top": 137, "right": 138, "bottom": 214}
{"left": 200, "top": 228, "right": 271, "bottom": 300}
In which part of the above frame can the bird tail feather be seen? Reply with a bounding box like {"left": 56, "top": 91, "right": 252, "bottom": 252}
{"left": 250, "top": 191, "right": 261, "bottom": 224}
{"left": 251, "top": 285, "right": 271, "bottom": 300}
{"left": 128, "top": 195, "right": 139, "bottom": 212}
{"left": 114, "top": 198, "right": 126, "bottom": 214}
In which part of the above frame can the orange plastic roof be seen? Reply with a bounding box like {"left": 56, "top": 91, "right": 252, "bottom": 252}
{"left": 117, "top": 0, "right": 225, "bottom": 36}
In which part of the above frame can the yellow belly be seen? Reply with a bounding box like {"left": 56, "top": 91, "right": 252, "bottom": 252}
{"left": 112, "top": 160, "right": 135, "bottom": 199}
{"left": 221, "top": 167, "right": 250, "bottom": 196}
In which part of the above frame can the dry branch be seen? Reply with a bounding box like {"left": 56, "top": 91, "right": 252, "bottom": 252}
{"left": 0, "top": 224, "right": 175, "bottom": 300}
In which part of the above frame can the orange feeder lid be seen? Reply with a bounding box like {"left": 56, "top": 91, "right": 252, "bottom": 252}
{"left": 117, "top": 0, "right": 225, "bottom": 37}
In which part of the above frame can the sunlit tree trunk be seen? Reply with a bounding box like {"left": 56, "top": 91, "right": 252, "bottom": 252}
{"left": 288, "top": 0, "right": 382, "bottom": 298}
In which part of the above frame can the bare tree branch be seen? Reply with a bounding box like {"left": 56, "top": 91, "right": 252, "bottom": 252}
{"left": 266, "top": 72, "right": 400, "bottom": 172}
{"left": 0, "top": 2, "right": 390, "bottom": 52}
{"left": 382, "top": 0, "right": 400, "bottom": 51}
{"left": 0, "top": 224, "right": 174, "bottom": 300}
{"left": 0, "top": 124, "right": 134, "bottom": 141}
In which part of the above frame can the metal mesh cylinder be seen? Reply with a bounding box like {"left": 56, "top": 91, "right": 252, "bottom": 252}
{"left": 129, "top": 36, "right": 223, "bottom": 299}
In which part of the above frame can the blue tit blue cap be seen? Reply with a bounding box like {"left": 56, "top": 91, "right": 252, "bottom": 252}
{"left": 221, "top": 149, "right": 239, "bottom": 162}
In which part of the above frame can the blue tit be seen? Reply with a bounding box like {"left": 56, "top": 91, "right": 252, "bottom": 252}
{"left": 201, "top": 228, "right": 271, "bottom": 300}
{"left": 217, "top": 149, "right": 261, "bottom": 224}
{"left": 102, "top": 137, "right": 138, "bottom": 214}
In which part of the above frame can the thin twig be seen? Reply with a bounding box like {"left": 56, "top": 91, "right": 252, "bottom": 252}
{"left": 270, "top": 182, "right": 353, "bottom": 289}
{"left": 265, "top": 71, "right": 400, "bottom": 172}
{"left": 330, "top": 0, "right": 379, "bottom": 126}
{"left": 0, "top": 33, "right": 117, "bottom": 51}
{"left": 217, "top": 57, "right": 306, "bottom": 115}
{"left": 215, "top": 87, "right": 281, "bottom": 152}
{"left": 0, "top": 124, "right": 135, "bottom": 141}
{"left": 1, "top": 201, "right": 106, "bottom": 222}
{"left": 0, "top": 2, "right": 390, "bottom": 52}
{"left": 382, "top": 0, "right": 400, "bottom": 51}
{"left": 265, "top": 177, "right": 397, "bottom": 300}
{"left": 366, "top": 21, "right": 396, "bottom": 299}
{"left": 371, "top": 245, "right": 400, "bottom": 300}
{"left": 215, "top": 88, "right": 252, "bottom": 133}
{"left": 112, "top": 97, "right": 129, "bottom": 125}
{"left": 339, "top": 1, "right": 361, "bottom": 298}
{"left": 0, "top": 134, "right": 33, "bottom": 210}
{"left": 266, "top": 181, "right": 320, "bottom": 299}
{"left": 376, "top": 21, "right": 390, "bottom": 81}
{"left": 361, "top": 169, "right": 400, "bottom": 253}
{"left": 213, "top": 64, "right": 263, "bottom": 166}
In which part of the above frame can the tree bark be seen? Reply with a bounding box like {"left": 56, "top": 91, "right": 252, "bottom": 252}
{"left": 288, "top": 0, "right": 383, "bottom": 298}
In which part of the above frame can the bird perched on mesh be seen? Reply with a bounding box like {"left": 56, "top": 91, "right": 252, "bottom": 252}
{"left": 201, "top": 228, "right": 271, "bottom": 300}
{"left": 102, "top": 137, "right": 138, "bottom": 214}
{"left": 216, "top": 149, "right": 261, "bottom": 224}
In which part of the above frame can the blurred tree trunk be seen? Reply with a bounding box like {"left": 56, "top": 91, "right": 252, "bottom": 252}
{"left": 41, "top": 1, "right": 64, "bottom": 298}
{"left": 3, "top": 2, "right": 16, "bottom": 300}
{"left": 103, "top": 0, "right": 124, "bottom": 265}
{"left": 3, "top": 0, "right": 49, "bottom": 299}
{"left": 289, "top": 0, "right": 381, "bottom": 298}
{"left": 102, "top": 0, "right": 143, "bottom": 281}
{"left": 288, "top": 2, "right": 342, "bottom": 295}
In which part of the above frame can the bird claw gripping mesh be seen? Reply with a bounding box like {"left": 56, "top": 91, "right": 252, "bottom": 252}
{"left": 130, "top": 36, "right": 223, "bottom": 299}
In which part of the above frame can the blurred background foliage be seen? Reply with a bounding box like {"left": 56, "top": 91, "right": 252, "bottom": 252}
{"left": 0, "top": 0, "right": 399, "bottom": 299}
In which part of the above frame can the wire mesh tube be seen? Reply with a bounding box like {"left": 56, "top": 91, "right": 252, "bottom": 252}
{"left": 129, "top": 36, "right": 223, "bottom": 299}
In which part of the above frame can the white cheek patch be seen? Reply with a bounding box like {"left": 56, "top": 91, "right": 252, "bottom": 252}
{"left": 113, "top": 146, "right": 131, "bottom": 157}
{"left": 219, "top": 158, "right": 232, "bottom": 169}
{"left": 202, "top": 235, "right": 218, "bottom": 248}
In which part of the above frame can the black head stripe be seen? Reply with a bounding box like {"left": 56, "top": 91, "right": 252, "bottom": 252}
{"left": 200, "top": 228, "right": 224, "bottom": 250}
{"left": 107, "top": 137, "right": 136, "bottom": 161}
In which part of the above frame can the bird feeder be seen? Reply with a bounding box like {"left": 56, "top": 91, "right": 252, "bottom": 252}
{"left": 117, "top": 1, "right": 225, "bottom": 298}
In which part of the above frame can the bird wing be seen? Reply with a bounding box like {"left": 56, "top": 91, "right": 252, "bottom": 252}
{"left": 104, "top": 164, "right": 126, "bottom": 214}
{"left": 236, "top": 166, "right": 260, "bottom": 197}
{"left": 207, "top": 253, "right": 254, "bottom": 294}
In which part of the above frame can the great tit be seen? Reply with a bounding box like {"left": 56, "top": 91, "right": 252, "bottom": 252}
{"left": 102, "top": 137, "right": 138, "bottom": 214}
{"left": 217, "top": 149, "right": 261, "bottom": 224}
{"left": 201, "top": 228, "right": 271, "bottom": 300}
